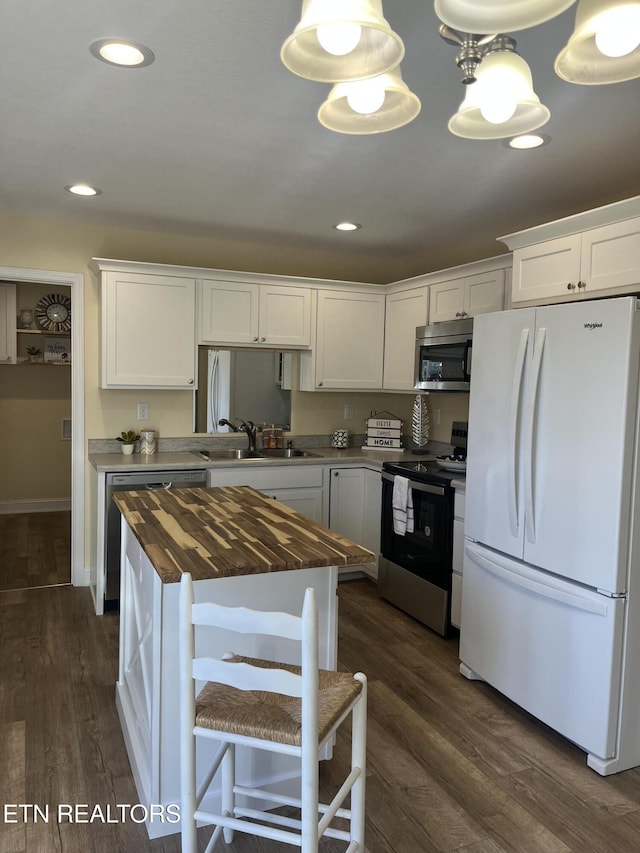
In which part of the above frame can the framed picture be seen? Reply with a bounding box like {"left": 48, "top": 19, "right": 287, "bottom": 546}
{"left": 44, "top": 336, "right": 71, "bottom": 364}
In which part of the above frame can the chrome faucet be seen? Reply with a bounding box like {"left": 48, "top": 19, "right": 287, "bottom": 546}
{"left": 238, "top": 419, "right": 257, "bottom": 452}
{"left": 217, "top": 418, "right": 239, "bottom": 432}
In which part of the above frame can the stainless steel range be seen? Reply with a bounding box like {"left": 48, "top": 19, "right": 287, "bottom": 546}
{"left": 379, "top": 424, "right": 467, "bottom": 637}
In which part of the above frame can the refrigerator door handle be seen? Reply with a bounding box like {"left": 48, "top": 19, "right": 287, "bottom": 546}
{"left": 523, "top": 328, "right": 546, "bottom": 544}
{"left": 508, "top": 329, "right": 529, "bottom": 537}
{"left": 467, "top": 545, "right": 610, "bottom": 616}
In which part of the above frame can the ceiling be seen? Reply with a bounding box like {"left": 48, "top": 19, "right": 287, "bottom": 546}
{"left": 2, "top": 1, "right": 640, "bottom": 283}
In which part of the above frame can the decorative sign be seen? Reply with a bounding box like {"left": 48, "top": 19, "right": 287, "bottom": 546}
{"left": 44, "top": 337, "right": 71, "bottom": 364}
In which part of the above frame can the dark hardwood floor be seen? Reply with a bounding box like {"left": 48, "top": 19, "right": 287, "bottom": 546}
{"left": 0, "top": 511, "right": 71, "bottom": 591}
{"left": 2, "top": 577, "right": 640, "bottom": 852}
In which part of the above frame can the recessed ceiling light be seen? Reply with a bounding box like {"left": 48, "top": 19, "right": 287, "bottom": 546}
{"left": 504, "top": 133, "right": 551, "bottom": 150}
{"left": 65, "top": 184, "right": 102, "bottom": 197}
{"left": 90, "top": 39, "right": 155, "bottom": 68}
{"left": 334, "top": 222, "right": 362, "bottom": 231}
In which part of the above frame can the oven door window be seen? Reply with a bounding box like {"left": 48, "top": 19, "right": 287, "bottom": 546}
{"left": 418, "top": 341, "right": 470, "bottom": 384}
{"left": 381, "top": 479, "right": 453, "bottom": 590}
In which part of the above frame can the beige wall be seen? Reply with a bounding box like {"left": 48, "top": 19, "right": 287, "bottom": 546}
{"left": 0, "top": 212, "right": 468, "bottom": 566}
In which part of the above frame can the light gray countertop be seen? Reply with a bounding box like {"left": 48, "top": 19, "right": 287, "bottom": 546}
{"left": 89, "top": 446, "right": 435, "bottom": 472}
{"left": 88, "top": 445, "right": 467, "bottom": 489}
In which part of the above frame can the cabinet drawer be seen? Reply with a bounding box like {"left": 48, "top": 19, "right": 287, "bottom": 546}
{"left": 209, "top": 464, "right": 324, "bottom": 490}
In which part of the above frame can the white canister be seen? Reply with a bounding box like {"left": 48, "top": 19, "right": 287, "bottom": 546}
{"left": 140, "top": 430, "right": 157, "bottom": 455}
{"left": 331, "top": 429, "right": 349, "bottom": 448}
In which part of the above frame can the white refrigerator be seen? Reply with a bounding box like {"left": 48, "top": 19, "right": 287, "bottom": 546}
{"left": 461, "top": 296, "right": 640, "bottom": 775}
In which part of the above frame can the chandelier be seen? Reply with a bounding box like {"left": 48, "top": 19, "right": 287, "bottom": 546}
{"left": 280, "top": 0, "right": 640, "bottom": 138}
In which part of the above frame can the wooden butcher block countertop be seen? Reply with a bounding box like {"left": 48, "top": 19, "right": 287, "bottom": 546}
{"left": 113, "top": 485, "right": 375, "bottom": 583}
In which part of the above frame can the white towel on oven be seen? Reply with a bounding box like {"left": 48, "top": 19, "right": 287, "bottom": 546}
{"left": 392, "top": 476, "right": 414, "bottom": 536}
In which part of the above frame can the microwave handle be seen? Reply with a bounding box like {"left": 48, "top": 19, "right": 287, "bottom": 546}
{"left": 463, "top": 341, "right": 472, "bottom": 381}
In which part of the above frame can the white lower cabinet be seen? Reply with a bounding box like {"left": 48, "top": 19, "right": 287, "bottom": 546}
{"left": 0, "top": 282, "right": 17, "bottom": 364}
{"left": 329, "top": 466, "right": 381, "bottom": 579}
{"left": 207, "top": 465, "right": 324, "bottom": 524}
{"left": 451, "top": 488, "right": 465, "bottom": 629}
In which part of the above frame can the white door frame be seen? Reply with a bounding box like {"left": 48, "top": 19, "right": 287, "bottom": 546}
{"left": 1, "top": 266, "right": 85, "bottom": 587}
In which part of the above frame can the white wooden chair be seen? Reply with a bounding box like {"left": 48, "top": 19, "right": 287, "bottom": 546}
{"left": 179, "top": 573, "right": 367, "bottom": 853}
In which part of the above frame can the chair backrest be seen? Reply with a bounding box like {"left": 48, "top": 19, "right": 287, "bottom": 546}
{"left": 179, "top": 573, "right": 319, "bottom": 702}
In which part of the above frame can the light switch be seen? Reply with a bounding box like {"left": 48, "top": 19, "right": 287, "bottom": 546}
{"left": 344, "top": 403, "right": 354, "bottom": 420}
{"left": 137, "top": 402, "right": 150, "bottom": 421}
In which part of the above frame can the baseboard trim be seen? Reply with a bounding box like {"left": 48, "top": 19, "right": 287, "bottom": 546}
{"left": 0, "top": 498, "right": 72, "bottom": 515}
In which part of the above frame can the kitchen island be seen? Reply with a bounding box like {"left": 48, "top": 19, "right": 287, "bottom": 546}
{"left": 113, "top": 484, "right": 373, "bottom": 839}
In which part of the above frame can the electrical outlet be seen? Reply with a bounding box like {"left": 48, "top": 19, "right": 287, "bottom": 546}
{"left": 344, "top": 403, "right": 354, "bottom": 420}
{"left": 432, "top": 408, "right": 441, "bottom": 425}
{"left": 137, "top": 402, "right": 150, "bottom": 421}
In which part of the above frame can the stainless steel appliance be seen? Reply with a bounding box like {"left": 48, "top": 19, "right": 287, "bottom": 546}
{"left": 414, "top": 317, "right": 473, "bottom": 392}
{"left": 379, "top": 459, "right": 461, "bottom": 636}
{"left": 104, "top": 469, "right": 207, "bottom": 609}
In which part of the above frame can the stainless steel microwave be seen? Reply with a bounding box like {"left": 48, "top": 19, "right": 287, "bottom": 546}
{"left": 414, "top": 317, "right": 473, "bottom": 392}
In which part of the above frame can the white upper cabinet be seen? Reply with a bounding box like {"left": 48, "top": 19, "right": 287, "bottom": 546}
{"left": 199, "top": 279, "right": 312, "bottom": 348}
{"left": 0, "top": 282, "right": 17, "bottom": 365}
{"left": 300, "top": 289, "right": 385, "bottom": 390}
{"left": 383, "top": 286, "right": 429, "bottom": 391}
{"left": 429, "top": 270, "right": 505, "bottom": 323}
{"left": 99, "top": 270, "right": 197, "bottom": 389}
{"left": 503, "top": 198, "right": 640, "bottom": 307}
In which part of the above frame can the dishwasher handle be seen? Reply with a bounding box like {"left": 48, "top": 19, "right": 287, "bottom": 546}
{"left": 145, "top": 481, "right": 173, "bottom": 490}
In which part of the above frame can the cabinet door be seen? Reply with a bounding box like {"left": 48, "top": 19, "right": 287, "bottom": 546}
{"left": 511, "top": 235, "right": 582, "bottom": 304}
{"left": 0, "top": 282, "right": 17, "bottom": 364}
{"left": 259, "top": 285, "right": 312, "bottom": 348}
{"left": 329, "top": 467, "right": 365, "bottom": 576}
{"left": 101, "top": 272, "right": 196, "bottom": 388}
{"left": 268, "top": 488, "right": 324, "bottom": 524}
{"left": 329, "top": 467, "right": 364, "bottom": 543}
{"left": 429, "top": 278, "right": 465, "bottom": 323}
{"left": 314, "top": 291, "right": 385, "bottom": 389}
{"left": 199, "top": 280, "right": 259, "bottom": 344}
{"left": 465, "top": 270, "right": 505, "bottom": 317}
{"left": 581, "top": 217, "right": 640, "bottom": 294}
{"left": 383, "top": 287, "right": 429, "bottom": 390}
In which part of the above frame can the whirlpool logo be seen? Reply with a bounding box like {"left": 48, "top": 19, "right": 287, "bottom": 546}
{"left": 584, "top": 322, "right": 603, "bottom": 330}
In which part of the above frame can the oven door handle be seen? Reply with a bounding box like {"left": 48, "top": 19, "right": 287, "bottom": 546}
{"left": 382, "top": 472, "right": 445, "bottom": 496}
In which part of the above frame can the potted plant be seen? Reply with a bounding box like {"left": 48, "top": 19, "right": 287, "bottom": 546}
{"left": 116, "top": 429, "right": 140, "bottom": 455}
{"left": 26, "top": 346, "right": 42, "bottom": 363}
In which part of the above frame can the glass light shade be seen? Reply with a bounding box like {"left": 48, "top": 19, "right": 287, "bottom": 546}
{"left": 555, "top": 0, "right": 640, "bottom": 83}
{"left": 434, "top": 0, "right": 576, "bottom": 33}
{"left": 281, "top": 0, "right": 405, "bottom": 82}
{"left": 318, "top": 67, "right": 421, "bottom": 134}
{"left": 448, "top": 53, "right": 550, "bottom": 139}
{"left": 475, "top": 51, "right": 534, "bottom": 123}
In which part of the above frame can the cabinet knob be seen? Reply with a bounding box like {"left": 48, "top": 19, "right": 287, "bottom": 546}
{"left": 318, "top": 381, "right": 323, "bottom": 387}
{"left": 260, "top": 337, "right": 266, "bottom": 342}
{"left": 252, "top": 336, "right": 259, "bottom": 342}
{"left": 567, "top": 283, "right": 576, "bottom": 291}
{"left": 188, "top": 379, "right": 194, "bottom": 385}
{"left": 577, "top": 281, "right": 586, "bottom": 290}
{"left": 334, "top": 471, "right": 339, "bottom": 476}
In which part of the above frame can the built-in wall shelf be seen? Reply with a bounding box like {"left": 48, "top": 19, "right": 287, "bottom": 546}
{"left": 17, "top": 328, "right": 70, "bottom": 336}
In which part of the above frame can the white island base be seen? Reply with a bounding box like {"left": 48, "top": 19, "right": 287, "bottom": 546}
{"left": 116, "top": 521, "right": 339, "bottom": 840}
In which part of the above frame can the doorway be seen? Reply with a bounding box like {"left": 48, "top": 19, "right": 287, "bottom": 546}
{"left": 0, "top": 265, "right": 85, "bottom": 589}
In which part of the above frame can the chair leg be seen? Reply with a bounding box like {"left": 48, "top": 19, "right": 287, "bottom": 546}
{"left": 301, "top": 744, "right": 319, "bottom": 853}
{"left": 221, "top": 742, "right": 235, "bottom": 843}
{"left": 181, "top": 732, "right": 198, "bottom": 853}
{"left": 350, "top": 682, "right": 368, "bottom": 850}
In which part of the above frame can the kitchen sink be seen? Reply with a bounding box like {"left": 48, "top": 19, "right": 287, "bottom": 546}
{"left": 192, "top": 448, "right": 321, "bottom": 461}
{"left": 260, "top": 448, "right": 321, "bottom": 458}
{"left": 193, "top": 449, "right": 265, "bottom": 461}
